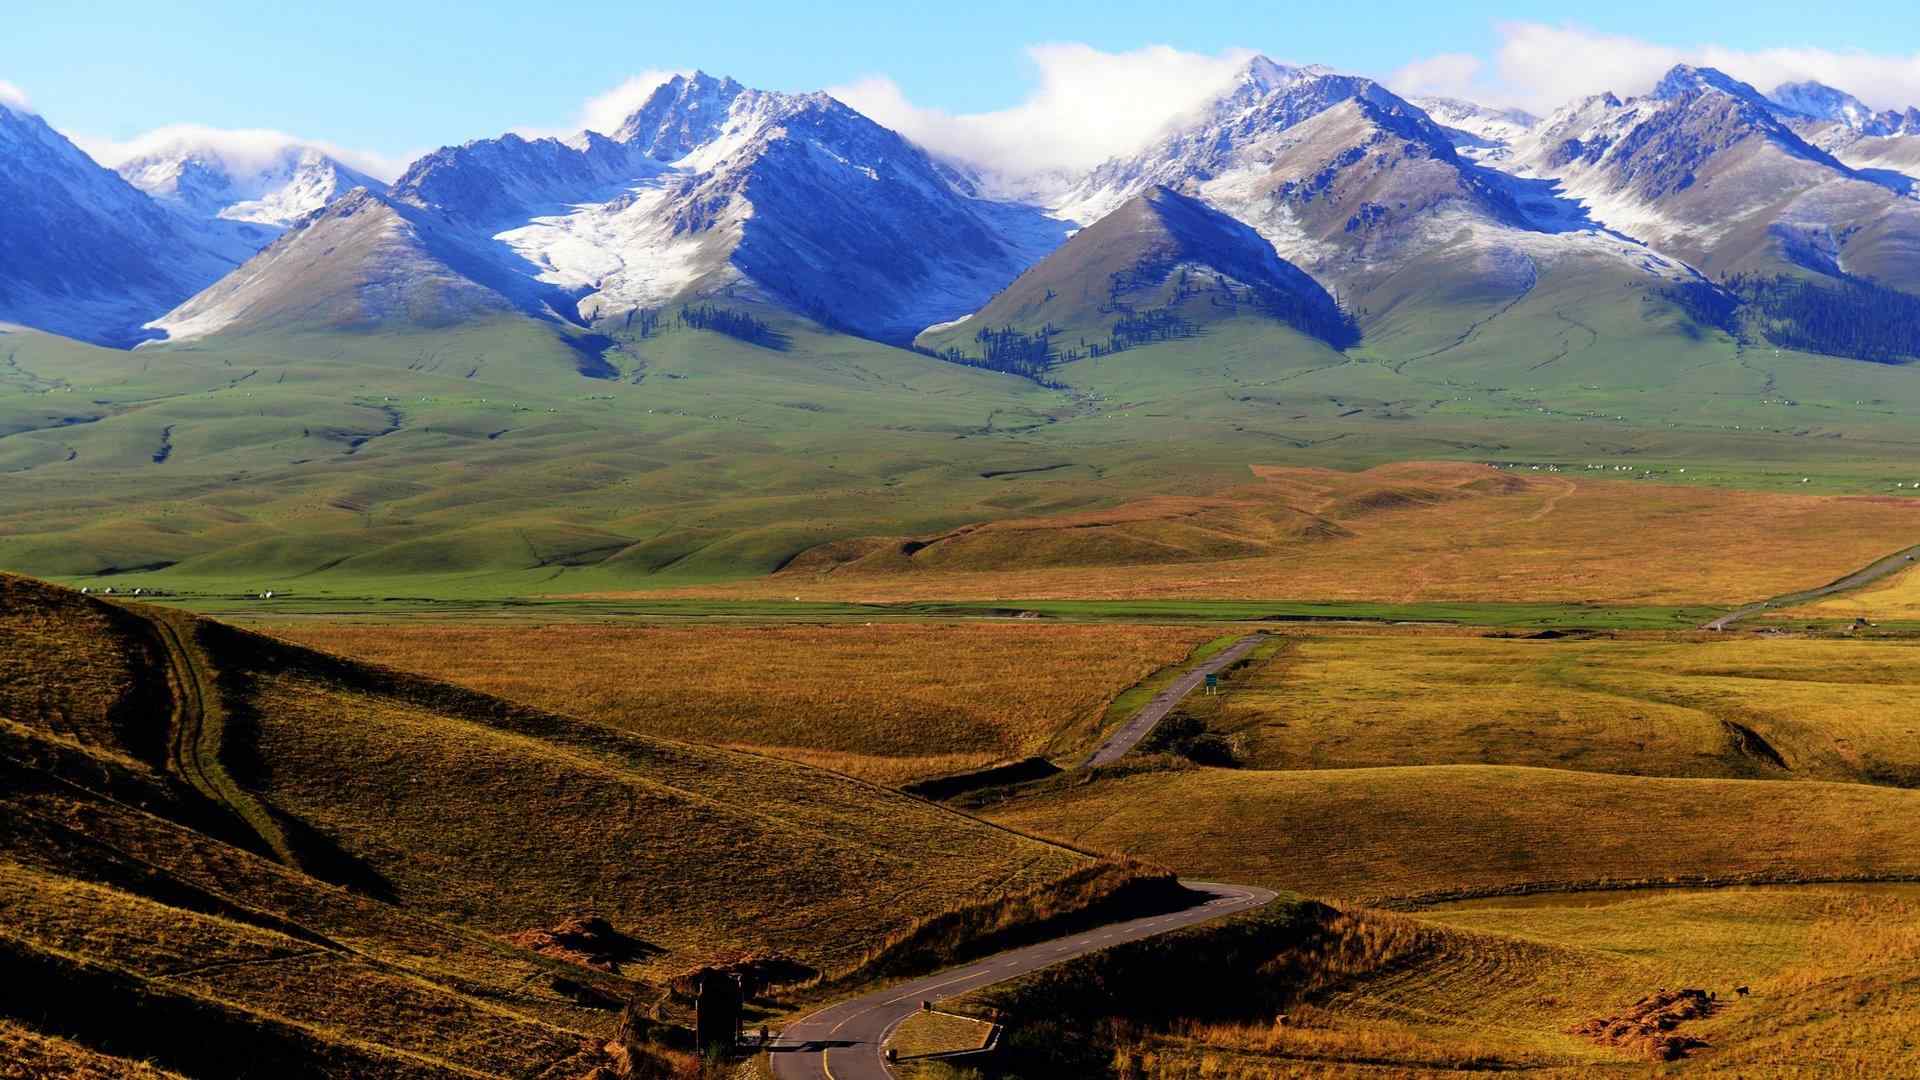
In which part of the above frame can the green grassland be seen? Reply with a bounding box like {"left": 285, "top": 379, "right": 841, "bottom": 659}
{"left": 7, "top": 279, "right": 1920, "bottom": 598}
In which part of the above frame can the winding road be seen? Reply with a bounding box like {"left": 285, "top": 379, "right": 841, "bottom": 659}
{"left": 767, "top": 882, "right": 1278, "bottom": 1080}
{"left": 1703, "top": 543, "right": 1920, "bottom": 630}
{"left": 769, "top": 635, "right": 1281, "bottom": 1078}
{"left": 1083, "top": 632, "right": 1268, "bottom": 767}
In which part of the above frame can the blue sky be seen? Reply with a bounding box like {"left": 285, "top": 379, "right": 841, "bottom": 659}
{"left": 7, "top": 1, "right": 1919, "bottom": 175}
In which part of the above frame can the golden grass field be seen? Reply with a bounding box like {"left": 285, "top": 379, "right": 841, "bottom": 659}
{"left": 263, "top": 622, "right": 1218, "bottom": 783}
{"left": 1792, "top": 559, "right": 1920, "bottom": 623}
{"left": 1154, "top": 885, "right": 1920, "bottom": 1077}
{"left": 982, "top": 764, "right": 1920, "bottom": 905}
{"left": 626, "top": 463, "right": 1920, "bottom": 606}
{"left": 959, "top": 883, "right": 1920, "bottom": 1077}
{"left": 1180, "top": 631, "right": 1920, "bottom": 785}
{"left": 1, "top": 573, "right": 1150, "bottom": 1078}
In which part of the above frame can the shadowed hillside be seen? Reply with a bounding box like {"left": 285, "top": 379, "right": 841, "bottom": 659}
{"left": 0, "top": 573, "right": 1129, "bottom": 1077}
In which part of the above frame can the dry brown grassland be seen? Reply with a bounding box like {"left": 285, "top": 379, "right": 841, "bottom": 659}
{"left": 619, "top": 462, "right": 1920, "bottom": 606}
{"left": 1177, "top": 630, "right": 1920, "bottom": 784}
{"left": 265, "top": 622, "right": 1218, "bottom": 783}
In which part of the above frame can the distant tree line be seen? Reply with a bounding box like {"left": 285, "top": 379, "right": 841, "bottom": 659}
{"left": 677, "top": 303, "right": 786, "bottom": 349}
{"left": 918, "top": 325, "right": 1064, "bottom": 384}
{"left": 621, "top": 307, "right": 663, "bottom": 338}
{"left": 1100, "top": 307, "right": 1198, "bottom": 354}
{"left": 1659, "top": 273, "right": 1920, "bottom": 364}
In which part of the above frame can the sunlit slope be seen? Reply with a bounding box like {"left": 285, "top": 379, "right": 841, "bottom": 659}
{"left": 743, "top": 463, "right": 1920, "bottom": 607}
{"left": 971, "top": 882, "right": 1920, "bottom": 1075}
{"left": 0, "top": 573, "right": 1094, "bottom": 1074}
{"left": 982, "top": 764, "right": 1920, "bottom": 905}
{"left": 1181, "top": 632, "right": 1920, "bottom": 785}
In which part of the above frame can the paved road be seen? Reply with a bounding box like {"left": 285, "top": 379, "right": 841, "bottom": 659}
{"left": 1702, "top": 543, "right": 1920, "bottom": 630}
{"left": 766, "top": 881, "right": 1278, "bottom": 1080}
{"left": 1083, "top": 633, "right": 1269, "bottom": 767}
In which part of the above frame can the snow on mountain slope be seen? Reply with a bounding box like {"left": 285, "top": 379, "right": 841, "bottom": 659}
{"left": 392, "top": 130, "right": 664, "bottom": 227}
{"left": 114, "top": 134, "right": 384, "bottom": 265}
{"left": 394, "top": 72, "right": 1069, "bottom": 343}
{"left": 0, "top": 101, "right": 235, "bottom": 346}
{"left": 145, "top": 188, "right": 524, "bottom": 343}
{"left": 118, "top": 137, "right": 382, "bottom": 225}
{"left": 1770, "top": 81, "right": 1920, "bottom": 136}
{"left": 1513, "top": 66, "right": 1920, "bottom": 286}
{"left": 1056, "top": 59, "right": 1401, "bottom": 224}
{"left": 1410, "top": 97, "right": 1537, "bottom": 162}
{"left": 920, "top": 184, "right": 1353, "bottom": 349}
{"left": 1039, "top": 57, "right": 1686, "bottom": 343}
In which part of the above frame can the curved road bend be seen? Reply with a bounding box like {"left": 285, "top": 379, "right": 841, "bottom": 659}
{"left": 1084, "top": 633, "right": 1269, "bottom": 768}
{"left": 1703, "top": 543, "right": 1920, "bottom": 630}
{"left": 767, "top": 881, "right": 1278, "bottom": 1080}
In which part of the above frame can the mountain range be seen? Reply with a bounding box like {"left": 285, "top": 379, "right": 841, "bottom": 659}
{"left": 6, "top": 57, "right": 1920, "bottom": 363}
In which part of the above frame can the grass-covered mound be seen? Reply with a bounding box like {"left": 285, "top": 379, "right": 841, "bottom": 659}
{"left": 0, "top": 573, "right": 1121, "bottom": 1076}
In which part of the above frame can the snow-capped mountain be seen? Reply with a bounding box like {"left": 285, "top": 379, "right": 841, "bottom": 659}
{"left": 219, "top": 71, "right": 1069, "bottom": 344}
{"left": 146, "top": 187, "right": 527, "bottom": 343}
{"left": 113, "top": 135, "right": 384, "bottom": 265}
{"left": 1410, "top": 97, "right": 1537, "bottom": 162}
{"left": 1057, "top": 59, "right": 1411, "bottom": 223}
{"left": 1769, "top": 81, "right": 1920, "bottom": 136}
{"left": 919, "top": 185, "right": 1353, "bottom": 349}
{"left": 390, "top": 131, "right": 662, "bottom": 227}
{"left": 1513, "top": 65, "right": 1920, "bottom": 286}
{"left": 1040, "top": 57, "right": 1685, "bottom": 346}
{"left": 18, "top": 55, "right": 1920, "bottom": 361}
{"left": 1766, "top": 81, "right": 1920, "bottom": 193}
{"left": 0, "top": 100, "right": 235, "bottom": 346}
{"left": 118, "top": 138, "right": 382, "bottom": 227}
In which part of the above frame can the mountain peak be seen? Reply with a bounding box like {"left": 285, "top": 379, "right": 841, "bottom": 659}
{"left": 115, "top": 134, "right": 380, "bottom": 231}
{"left": 611, "top": 71, "right": 749, "bottom": 157}
{"left": 1769, "top": 79, "right": 1864, "bottom": 119}
{"left": 1234, "top": 55, "right": 1326, "bottom": 94}
{"left": 1651, "top": 65, "right": 1773, "bottom": 109}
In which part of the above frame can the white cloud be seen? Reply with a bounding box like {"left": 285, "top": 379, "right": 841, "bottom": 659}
{"left": 0, "top": 79, "right": 32, "bottom": 113}
{"left": 831, "top": 44, "right": 1258, "bottom": 175}
{"left": 1386, "top": 53, "right": 1486, "bottom": 103}
{"left": 579, "top": 70, "right": 683, "bottom": 136}
{"left": 1393, "top": 22, "right": 1920, "bottom": 116}
{"left": 74, "top": 123, "right": 407, "bottom": 182}
{"left": 512, "top": 69, "right": 686, "bottom": 141}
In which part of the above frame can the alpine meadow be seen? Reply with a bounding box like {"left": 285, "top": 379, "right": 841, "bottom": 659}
{"left": 9, "top": 7, "right": 1920, "bottom": 1077}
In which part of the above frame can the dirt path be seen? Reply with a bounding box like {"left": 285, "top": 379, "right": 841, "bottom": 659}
{"left": 1703, "top": 543, "right": 1920, "bottom": 630}
{"left": 1083, "top": 633, "right": 1268, "bottom": 767}
{"left": 767, "top": 881, "right": 1276, "bottom": 1080}
{"left": 145, "top": 609, "right": 302, "bottom": 869}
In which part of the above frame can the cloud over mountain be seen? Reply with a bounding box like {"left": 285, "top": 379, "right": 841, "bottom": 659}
{"left": 830, "top": 44, "right": 1261, "bottom": 175}
{"left": 1395, "top": 23, "right": 1920, "bottom": 116}
{"left": 74, "top": 123, "right": 404, "bottom": 182}
{"left": 0, "top": 79, "right": 30, "bottom": 112}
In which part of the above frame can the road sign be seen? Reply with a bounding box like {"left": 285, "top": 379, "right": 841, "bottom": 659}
{"left": 1204, "top": 673, "right": 1219, "bottom": 693}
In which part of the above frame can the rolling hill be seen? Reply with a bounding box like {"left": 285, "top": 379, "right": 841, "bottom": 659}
{"left": 0, "top": 572, "right": 1124, "bottom": 1076}
{"left": 917, "top": 185, "right": 1354, "bottom": 364}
